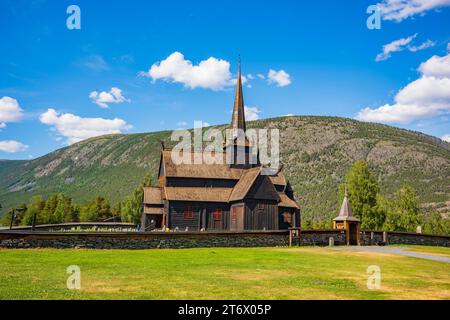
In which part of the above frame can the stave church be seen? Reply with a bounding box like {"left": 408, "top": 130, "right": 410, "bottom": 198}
{"left": 141, "top": 63, "right": 300, "bottom": 232}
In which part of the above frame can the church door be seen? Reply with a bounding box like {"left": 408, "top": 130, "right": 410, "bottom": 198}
{"left": 349, "top": 223, "right": 358, "bottom": 245}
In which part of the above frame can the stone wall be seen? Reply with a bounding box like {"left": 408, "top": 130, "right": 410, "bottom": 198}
{"left": 300, "top": 230, "right": 347, "bottom": 246}
{"left": 360, "top": 231, "right": 385, "bottom": 245}
{"left": 0, "top": 231, "right": 290, "bottom": 249}
{"left": 0, "top": 229, "right": 448, "bottom": 249}
{"left": 387, "top": 231, "right": 450, "bottom": 247}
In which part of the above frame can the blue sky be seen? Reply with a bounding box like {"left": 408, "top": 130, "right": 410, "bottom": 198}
{"left": 1, "top": 0, "right": 449, "bottom": 159}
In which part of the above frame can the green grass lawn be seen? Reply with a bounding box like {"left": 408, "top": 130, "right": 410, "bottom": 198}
{"left": 399, "top": 245, "right": 450, "bottom": 258}
{"left": 0, "top": 247, "right": 449, "bottom": 300}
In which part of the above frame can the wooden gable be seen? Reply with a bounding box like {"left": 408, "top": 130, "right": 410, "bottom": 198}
{"left": 246, "top": 175, "right": 280, "bottom": 202}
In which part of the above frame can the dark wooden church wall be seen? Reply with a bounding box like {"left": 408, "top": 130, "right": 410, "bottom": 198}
{"left": 294, "top": 210, "right": 301, "bottom": 228}
{"left": 206, "top": 203, "right": 230, "bottom": 231}
{"left": 244, "top": 200, "right": 279, "bottom": 230}
{"left": 168, "top": 201, "right": 230, "bottom": 231}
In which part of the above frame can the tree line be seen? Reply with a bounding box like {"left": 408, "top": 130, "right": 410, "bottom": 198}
{"left": 304, "top": 160, "right": 449, "bottom": 235}
{"left": 1, "top": 175, "right": 152, "bottom": 227}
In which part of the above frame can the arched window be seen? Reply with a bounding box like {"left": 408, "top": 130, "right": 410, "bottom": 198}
{"left": 184, "top": 206, "right": 194, "bottom": 220}
{"left": 213, "top": 208, "right": 222, "bottom": 221}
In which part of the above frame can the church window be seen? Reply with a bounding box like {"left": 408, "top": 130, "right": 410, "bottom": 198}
{"left": 184, "top": 206, "right": 194, "bottom": 220}
{"left": 213, "top": 208, "right": 222, "bottom": 221}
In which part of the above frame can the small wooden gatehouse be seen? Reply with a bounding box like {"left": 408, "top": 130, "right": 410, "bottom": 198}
{"left": 141, "top": 63, "right": 300, "bottom": 232}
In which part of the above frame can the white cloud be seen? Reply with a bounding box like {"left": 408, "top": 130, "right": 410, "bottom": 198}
{"left": 257, "top": 74, "right": 265, "bottom": 80}
{"left": 376, "top": 35, "right": 436, "bottom": 61}
{"left": 145, "top": 52, "right": 235, "bottom": 91}
{"left": 418, "top": 53, "right": 450, "bottom": 78}
{"left": 245, "top": 106, "right": 261, "bottom": 121}
{"left": 89, "top": 87, "right": 129, "bottom": 108}
{"left": 378, "top": 0, "right": 450, "bottom": 22}
{"left": 267, "top": 69, "right": 291, "bottom": 87}
{"left": 376, "top": 34, "right": 417, "bottom": 61}
{"left": 0, "top": 96, "right": 24, "bottom": 128}
{"left": 0, "top": 140, "right": 28, "bottom": 153}
{"left": 441, "top": 134, "right": 450, "bottom": 142}
{"left": 408, "top": 39, "right": 436, "bottom": 52}
{"left": 39, "top": 108, "right": 131, "bottom": 144}
{"left": 247, "top": 74, "right": 254, "bottom": 80}
{"left": 357, "top": 52, "right": 450, "bottom": 124}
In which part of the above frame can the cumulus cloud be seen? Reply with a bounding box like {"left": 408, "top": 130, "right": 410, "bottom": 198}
{"left": 145, "top": 52, "right": 235, "bottom": 90}
{"left": 89, "top": 87, "right": 129, "bottom": 108}
{"left": 267, "top": 69, "right": 291, "bottom": 87}
{"left": 441, "top": 134, "right": 450, "bottom": 142}
{"left": 245, "top": 106, "right": 261, "bottom": 121}
{"left": 357, "top": 51, "right": 450, "bottom": 124}
{"left": 376, "top": 35, "right": 436, "bottom": 61}
{"left": 0, "top": 140, "right": 28, "bottom": 153}
{"left": 39, "top": 108, "right": 131, "bottom": 144}
{"left": 378, "top": 0, "right": 450, "bottom": 22}
{"left": 418, "top": 52, "right": 450, "bottom": 78}
{"left": 0, "top": 96, "right": 24, "bottom": 128}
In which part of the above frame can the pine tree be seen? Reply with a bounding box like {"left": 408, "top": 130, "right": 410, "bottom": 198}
{"left": 120, "top": 175, "right": 152, "bottom": 224}
{"left": 383, "top": 185, "right": 423, "bottom": 232}
{"left": 341, "top": 160, "right": 382, "bottom": 229}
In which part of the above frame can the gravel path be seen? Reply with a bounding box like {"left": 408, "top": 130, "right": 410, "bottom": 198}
{"left": 329, "top": 246, "right": 450, "bottom": 263}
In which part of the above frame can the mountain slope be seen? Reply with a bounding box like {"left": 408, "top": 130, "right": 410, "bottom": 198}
{"left": 1, "top": 116, "right": 449, "bottom": 223}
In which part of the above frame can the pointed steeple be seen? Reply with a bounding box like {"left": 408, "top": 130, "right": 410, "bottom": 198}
{"left": 334, "top": 185, "right": 360, "bottom": 222}
{"left": 231, "top": 56, "right": 246, "bottom": 132}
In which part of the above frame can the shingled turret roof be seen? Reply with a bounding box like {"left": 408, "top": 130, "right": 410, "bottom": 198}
{"left": 333, "top": 187, "right": 360, "bottom": 222}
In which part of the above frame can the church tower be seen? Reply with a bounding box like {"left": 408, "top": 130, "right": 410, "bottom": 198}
{"left": 225, "top": 59, "right": 258, "bottom": 168}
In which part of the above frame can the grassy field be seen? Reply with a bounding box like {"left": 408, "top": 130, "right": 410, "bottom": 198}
{"left": 0, "top": 246, "right": 449, "bottom": 300}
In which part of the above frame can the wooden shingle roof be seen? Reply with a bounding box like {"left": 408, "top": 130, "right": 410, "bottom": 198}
{"left": 165, "top": 187, "right": 232, "bottom": 202}
{"left": 229, "top": 167, "right": 262, "bottom": 202}
{"left": 278, "top": 193, "right": 300, "bottom": 209}
{"left": 161, "top": 150, "right": 243, "bottom": 180}
{"left": 143, "top": 187, "right": 163, "bottom": 205}
{"left": 333, "top": 192, "right": 360, "bottom": 222}
{"left": 143, "top": 206, "right": 163, "bottom": 214}
{"left": 269, "top": 172, "right": 287, "bottom": 186}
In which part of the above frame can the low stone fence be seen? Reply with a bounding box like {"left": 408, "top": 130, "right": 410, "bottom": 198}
{"left": 300, "top": 230, "right": 346, "bottom": 246}
{"left": 360, "top": 230, "right": 450, "bottom": 247}
{"left": 360, "top": 231, "right": 385, "bottom": 245}
{"left": 0, "top": 230, "right": 290, "bottom": 249}
{"left": 0, "top": 229, "right": 448, "bottom": 249}
{"left": 386, "top": 231, "right": 450, "bottom": 247}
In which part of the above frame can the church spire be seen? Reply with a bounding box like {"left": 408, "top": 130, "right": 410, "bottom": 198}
{"left": 231, "top": 56, "right": 246, "bottom": 132}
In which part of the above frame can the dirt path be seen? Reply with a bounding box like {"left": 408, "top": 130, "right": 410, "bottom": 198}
{"left": 329, "top": 246, "right": 450, "bottom": 263}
